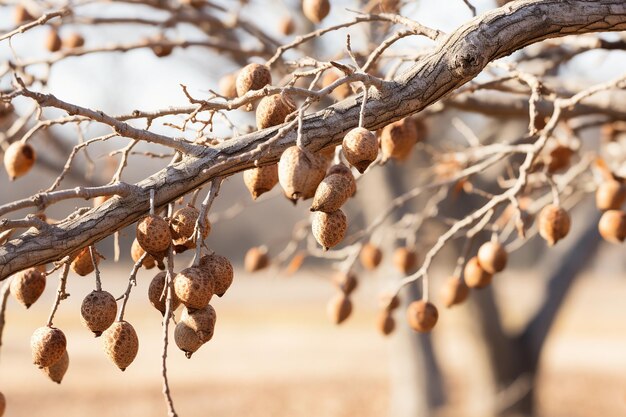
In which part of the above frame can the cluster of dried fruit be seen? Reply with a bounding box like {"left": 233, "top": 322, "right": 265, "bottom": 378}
{"left": 595, "top": 174, "right": 626, "bottom": 243}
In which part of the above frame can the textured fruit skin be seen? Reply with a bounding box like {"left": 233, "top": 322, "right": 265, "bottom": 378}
{"left": 598, "top": 210, "right": 626, "bottom": 243}
{"left": 278, "top": 146, "right": 328, "bottom": 202}
{"left": 360, "top": 243, "right": 383, "bottom": 270}
{"left": 80, "top": 290, "right": 117, "bottom": 337}
{"left": 42, "top": 349, "right": 69, "bottom": 384}
{"left": 103, "top": 321, "right": 139, "bottom": 371}
{"left": 148, "top": 271, "right": 181, "bottom": 315}
{"left": 199, "top": 254, "right": 234, "bottom": 297}
{"left": 174, "top": 321, "right": 203, "bottom": 358}
{"left": 596, "top": 180, "right": 626, "bottom": 211}
{"left": 10, "top": 268, "right": 46, "bottom": 308}
{"left": 476, "top": 241, "right": 508, "bottom": 274}
{"left": 71, "top": 247, "right": 99, "bottom": 276}
{"left": 4, "top": 141, "right": 35, "bottom": 180}
{"left": 333, "top": 272, "right": 358, "bottom": 295}
{"left": 327, "top": 293, "right": 352, "bottom": 324}
{"left": 377, "top": 311, "right": 395, "bottom": 336}
{"left": 393, "top": 247, "right": 418, "bottom": 275}
{"left": 322, "top": 70, "right": 351, "bottom": 100}
{"left": 244, "top": 247, "right": 269, "bottom": 272}
{"left": 236, "top": 63, "right": 271, "bottom": 97}
{"left": 181, "top": 305, "right": 217, "bottom": 343}
{"left": 136, "top": 215, "right": 171, "bottom": 255}
{"left": 538, "top": 204, "right": 571, "bottom": 246}
{"left": 407, "top": 301, "right": 438, "bottom": 333}
{"left": 380, "top": 118, "right": 419, "bottom": 162}
{"left": 45, "top": 29, "right": 62, "bottom": 52}
{"left": 327, "top": 164, "right": 356, "bottom": 196}
{"left": 131, "top": 238, "right": 156, "bottom": 269}
{"left": 441, "top": 276, "right": 470, "bottom": 308}
{"left": 278, "top": 16, "right": 295, "bottom": 35}
{"left": 310, "top": 174, "right": 353, "bottom": 212}
{"left": 463, "top": 257, "right": 493, "bottom": 289}
{"left": 342, "top": 128, "right": 378, "bottom": 173}
{"left": 174, "top": 267, "right": 214, "bottom": 310}
{"left": 244, "top": 164, "right": 279, "bottom": 200}
{"left": 219, "top": 73, "right": 238, "bottom": 98}
{"left": 63, "top": 33, "right": 85, "bottom": 48}
{"left": 256, "top": 94, "right": 295, "bottom": 130}
{"left": 312, "top": 210, "right": 347, "bottom": 250}
{"left": 31, "top": 326, "right": 67, "bottom": 368}
{"left": 170, "top": 206, "right": 209, "bottom": 252}
{"left": 303, "top": 0, "right": 330, "bottom": 23}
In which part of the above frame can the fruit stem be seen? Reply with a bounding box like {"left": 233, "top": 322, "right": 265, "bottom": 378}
{"left": 161, "top": 246, "right": 179, "bottom": 417}
{"left": 46, "top": 262, "right": 70, "bottom": 327}
{"left": 149, "top": 188, "right": 155, "bottom": 216}
{"left": 89, "top": 245, "right": 102, "bottom": 292}
{"left": 117, "top": 254, "right": 144, "bottom": 321}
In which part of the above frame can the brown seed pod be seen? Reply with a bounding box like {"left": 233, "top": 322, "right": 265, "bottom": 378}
{"left": 377, "top": 310, "right": 395, "bottom": 336}
{"left": 3, "top": 141, "right": 35, "bottom": 180}
{"left": 327, "top": 293, "right": 352, "bottom": 325}
{"left": 256, "top": 94, "right": 295, "bottom": 130}
{"left": 547, "top": 145, "right": 574, "bottom": 173}
{"left": 380, "top": 118, "right": 419, "bottom": 162}
{"left": 148, "top": 271, "right": 181, "bottom": 315}
{"left": 380, "top": 293, "right": 401, "bottom": 312}
{"left": 327, "top": 164, "right": 356, "bottom": 196}
{"left": 441, "top": 276, "right": 470, "bottom": 308}
{"left": 0, "top": 390, "right": 5, "bottom": 416}
{"left": 278, "top": 15, "right": 295, "bottom": 36}
{"left": 393, "top": 247, "right": 418, "bottom": 275}
{"left": 333, "top": 271, "right": 358, "bottom": 295}
{"left": 62, "top": 32, "right": 85, "bottom": 49}
{"left": 476, "top": 241, "right": 508, "bottom": 274}
{"left": 10, "top": 268, "right": 46, "bottom": 309}
{"left": 243, "top": 164, "right": 279, "bottom": 200}
{"left": 596, "top": 179, "right": 626, "bottom": 211}
{"left": 244, "top": 246, "right": 269, "bottom": 272}
{"left": 278, "top": 146, "right": 328, "bottom": 203}
{"left": 342, "top": 128, "right": 378, "bottom": 173}
{"left": 598, "top": 210, "right": 626, "bottom": 244}
{"left": 310, "top": 174, "right": 353, "bottom": 213}
{"left": 92, "top": 195, "right": 111, "bottom": 207}
{"left": 174, "top": 267, "right": 213, "bottom": 310}
{"left": 0, "top": 101, "right": 13, "bottom": 119}
{"left": 136, "top": 215, "right": 172, "bottom": 256}
{"left": 174, "top": 321, "right": 203, "bottom": 358}
{"left": 199, "top": 254, "right": 234, "bottom": 297}
{"left": 322, "top": 70, "right": 351, "bottom": 101}
{"left": 218, "top": 73, "right": 238, "bottom": 99}
{"left": 463, "top": 256, "right": 493, "bottom": 289}
{"left": 302, "top": 0, "right": 330, "bottom": 23}
{"left": 406, "top": 300, "right": 438, "bottom": 333}
{"left": 151, "top": 34, "right": 173, "bottom": 57}
{"left": 14, "top": 4, "right": 34, "bottom": 24}
{"left": 45, "top": 29, "right": 62, "bottom": 52}
{"left": 41, "top": 349, "right": 69, "bottom": 384}
{"left": 181, "top": 304, "right": 216, "bottom": 343}
{"left": 236, "top": 63, "right": 272, "bottom": 97}
{"left": 170, "top": 206, "right": 210, "bottom": 251}
{"left": 102, "top": 321, "right": 139, "bottom": 371}
{"left": 312, "top": 209, "right": 347, "bottom": 250}
{"left": 31, "top": 326, "right": 67, "bottom": 368}
{"left": 538, "top": 204, "right": 571, "bottom": 246}
{"left": 359, "top": 243, "right": 383, "bottom": 270}
{"left": 70, "top": 247, "right": 100, "bottom": 276}
{"left": 80, "top": 290, "right": 117, "bottom": 337}
{"left": 131, "top": 238, "right": 156, "bottom": 269}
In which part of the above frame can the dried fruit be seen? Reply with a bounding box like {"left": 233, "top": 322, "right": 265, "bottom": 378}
{"left": 380, "top": 293, "right": 401, "bottom": 311}
{"left": 71, "top": 247, "right": 99, "bottom": 276}
{"left": 174, "top": 267, "right": 213, "bottom": 310}
{"left": 41, "top": 349, "right": 69, "bottom": 384}
{"left": 256, "top": 94, "right": 295, "bottom": 130}
{"left": 181, "top": 305, "right": 216, "bottom": 343}
{"left": 538, "top": 204, "right": 571, "bottom": 246}
{"left": 80, "top": 290, "right": 117, "bottom": 337}
{"left": 327, "top": 293, "right": 352, "bottom": 324}
{"left": 393, "top": 247, "right": 418, "bottom": 275}
{"left": 327, "top": 164, "right": 357, "bottom": 196}
{"left": 31, "top": 326, "right": 67, "bottom": 368}
{"left": 151, "top": 34, "right": 173, "bottom": 57}
{"left": 14, "top": 4, "right": 34, "bottom": 24}
{"left": 380, "top": 118, "right": 419, "bottom": 162}
{"left": 303, "top": 0, "right": 330, "bottom": 24}
{"left": 0, "top": 390, "right": 5, "bottom": 416}
{"left": 63, "top": 32, "right": 85, "bottom": 49}
{"left": 406, "top": 300, "right": 438, "bottom": 333}
{"left": 174, "top": 321, "right": 203, "bottom": 358}
{"left": 310, "top": 174, "right": 353, "bottom": 212}
{"left": 278, "top": 15, "right": 295, "bottom": 36}
{"left": 342, "top": 128, "right": 378, "bottom": 173}
{"left": 219, "top": 73, "right": 238, "bottom": 98}
{"left": 10, "top": 268, "right": 46, "bottom": 309}
{"left": 463, "top": 256, "right": 492, "bottom": 289}
{"left": 598, "top": 210, "right": 626, "bottom": 243}
{"left": 244, "top": 246, "right": 269, "bottom": 272}
{"left": 243, "top": 164, "right": 279, "bottom": 200}
{"left": 322, "top": 70, "right": 351, "bottom": 101}
{"left": 278, "top": 146, "right": 328, "bottom": 202}
{"left": 170, "top": 206, "right": 209, "bottom": 252}
{"left": 547, "top": 145, "right": 574, "bottom": 173}
{"left": 441, "top": 276, "right": 469, "bottom": 308}
{"left": 377, "top": 311, "right": 395, "bottom": 336}
{"left": 131, "top": 238, "right": 156, "bottom": 269}
{"left": 236, "top": 63, "right": 272, "bottom": 97}
{"left": 596, "top": 179, "right": 626, "bottom": 211}
{"left": 148, "top": 271, "right": 181, "bottom": 315}
{"left": 359, "top": 243, "right": 383, "bottom": 270}
{"left": 312, "top": 209, "right": 347, "bottom": 250}
{"left": 93, "top": 195, "right": 111, "bottom": 207}
{"left": 45, "top": 29, "right": 62, "bottom": 52}
{"left": 476, "top": 241, "right": 508, "bottom": 274}
{"left": 136, "top": 215, "right": 171, "bottom": 256}
{"left": 103, "top": 321, "right": 139, "bottom": 371}
{"left": 199, "top": 254, "right": 234, "bottom": 297}
{"left": 4, "top": 141, "right": 35, "bottom": 180}
{"left": 333, "top": 271, "right": 358, "bottom": 295}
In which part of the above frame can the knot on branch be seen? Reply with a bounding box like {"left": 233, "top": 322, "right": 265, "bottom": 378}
{"left": 449, "top": 40, "right": 487, "bottom": 78}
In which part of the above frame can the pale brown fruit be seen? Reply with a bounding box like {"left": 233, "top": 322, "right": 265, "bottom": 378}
{"left": 174, "top": 267, "right": 213, "bottom": 310}
{"left": 379, "top": 0, "right": 401, "bottom": 13}
{"left": 310, "top": 174, "right": 353, "bottom": 212}
{"left": 136, "top": 215, "right": 171, "bottom": 255}
{"left": 303, "top": 0, "right": 330, "bottom": 23}
{"left": 278, "top": 146, "right": 328, "bottom": 202}
{"left": 342, "top": 128, "right": 378, "bottom": 173}
{"left": 41, "top": 349, "right": 69, "bottom": 384}
{"left": 380, "top": 118, "right": 419, "bottom": 162}
{"left": 256, "top": 94, "right": 295, "bottom": 130}
{"left": 406, "top": 300, "right": 438, "bottom": 333}
{"left": 598, "top": 210, "right": 626, "bottom": 244}
{"left": 4, "top": 141, "right": 35, "bottom": 180}
{"left": 278, "top": 15, "right": 295, "bottom": 35}
{"left": 151, "top": 34, "right": 173, "bottom": 57}
{"left": 71, "top": 247, "right": 100, "bottom": 276}
{"left": 10, "top": 268, "right": 46, "bottom": 309}
{"left": 327, "top": 293, "right": 352, "bottom": 325}
{"left": 148, "top": 271, "right": 181, "bottom": 315}
{"left": 327, "top": 164, "right": 356, "bottom": 196}
{"left": 131, "top": 238, "right": 156, "bottom": 269}
{"left": 538, "top": 204, "right": 571, "bottom": 246}
{"left": 0, "top": 101, "right": 13, "bottom": 118}
{"left": 596, "top": 179, "right": 626, "bottom": 211}
{"left": 463, "top": 256, "right": 493, "bottom": 289}
{"left": 31, "top": 326, "right": 67, "bottom": 368}
{"left": 380, "top": 293, "right": 401, "bottom": 311}
{"left": 359, "top": 243, "right": 383, "bottom": 270}
{"left": 476, "top": 241, "right": 508, "bottom": 274}
{"left": 181, "top": 305, "right": 216, "bottom": 343}
{"left": 92, "top": 195, "right": 111, "bottom": 207}
{"left": 243, "top": 164, "right": 279, "bottom": 200}
{"left": 80, "top": 290, "right": 117, "bottom": 337}
{"left": 218, "top": 73, "right": 238, "bottom": 99}
{"left": 393, "top": 247, "right": 418, "bottom": 275}
{"left": 174, "top": 321, "right": 203, "bottom": 358}
{"left": 45, "top": 29, "right": 62, "bottom": 52}
{"left": 547, "top": 145, "right": 574, "bottom": 173}
{"left": 312, "top": 209, "right": 347, "bottom": 250}
{"left": 170, "top": 206, "right": 210, "bottom": 252}
{"left": 199, "top": 254, "right": 234, "bottom": 297}
{"left": 441, "top": 276, "right": 469, "bottom": 308}
{"left": 14, "top": 4, "right": 34, "bottom": 24}
{"left": 244, "top": 246, "right": 269, "bottom": 272}
{"left": 63, "top": 32, "right": 85, "bottom": 49}
{"left": 0, "top": 390, "right": 5, "bottom": 416}
{"left": 377, "top": 311, "right": 395, "bottom": 336}
{"left": 322, "top": 70, "right": 351, "bottom": 101}
{"left": 236, "top": 63, "right": 272, "bottom": 97}
{"left": 333, "top": 271, "right": 358, "bottom": 295}
{"left": 103, "top": 321, "right": 139, "bottom": 371}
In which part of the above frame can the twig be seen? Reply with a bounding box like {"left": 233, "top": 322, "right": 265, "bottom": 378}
{"left": 46, "top": 263, "right": 70, "bottom": 327}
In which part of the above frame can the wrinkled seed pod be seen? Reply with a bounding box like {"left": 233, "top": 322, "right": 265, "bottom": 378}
{"left": 312, "top": 209, "right": 347, "bottom": 250}
{"left": 322, "top": 70, "right": 351, "bottom": 101}
{"left": 71, "top": 247, "right": 99, "bottom": 276}
{"left": 538, "top": 204, "right": 571, "bottom": 246}
{"left": 332, "top": 271, "right": 358, "bottom": 295}
{"left": 174, "top": 267, "right": 213, "bottom": 310}
{"left": 236, "top": 63, "right": 272, "bottom": 97}
{"left": 243, "top": 164, "right": 279, "bottom": 200}
{"left": 327, "top": 293, "right": 352, "bottom": 325}
{"left": 278, "top": 146, "right": 328, "bottom": 202}
{"left": 393, "top": 247, "right": 418, "bottom": 275}
{"left": 303, "top": 0, "right": 330, "bottom": 23}
{"left": 342, "top": 128, "right": 378, "bottom": 173}
{"left": 14, "top": 4, "right": 34, "bottom": 24}
{"left": 441, "top": 276, "right": 470, "bottom": 308}
{"left": 476, "top": 241, "right": 508, "bottom": 274}
{"left": 45, "top": 29, "right": 62, "bottom": 52}
{"left": 41, "top": 349, "right": 69, "bottom": 384}
{"left": 219, "top": 73, "right": 238, "bottom": 99}
{"left": 31, "top": 326, "right": 67, "bottom": 368}
{"left": 174, "top": 321, "right": 203, "bottom": 358}
{"left": 131, "top": 238, "right": 156, "bottom": 269}
{"left": 199, "top": 254, "right": 234, "bottom": 297}
{"left": 256, "top": 94, "right": 295, "bottom": 130}
{"left": 598, "top": 210, "right": 626, "bottom": 244}
{"left": 10, "top": 268, "right": 46, "bottom": 309}
{"left": 278, "top": 15, "right": 295, "bottom": 35}
{"left": 148, "top": 271, "right": 181, "bottom": 315}
{"left": 377, "top": 311, "right": 395, "bottom": 336}
{"left": 380, "top": 118, "right": 419, "bottom": 162}
{"left": 63, "top": 32, "right": 85, "bottom": 49}
{"left": 359, "top": 243, "right": 383, "bottom": 270}
{"left": 80, "top": 290, "right": 117, "bottom": 337}
{"left": 596, "top": 179, "right": 626, "bottom": 211}
{"left": 136, "top": 215, "right": 172, "bottom": 255}
{"left": 103, "top": 321, "right": 139, "bottom": 371}
{"left": 181, "top": 304, "right": 216, "bottom": 343}
{"left": 244, "top": 246, "right": 269, "bottom": 272}
{"left": 171, "top": 206, "right": 210, "bottom": 251}
{"left": 4, "top": 141, "right": 35, "bottom": 180}
{"left": 406, "top": 300, "right": 438, "bottom": 333}
{"left": 327, "top": 164, "right": 356, "bottom": 196}
{"left": 310, "top": 174, "right": 353, "bottom": 212}
{"left": 463, "top": 256, "right": 493, "bottom": 289}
